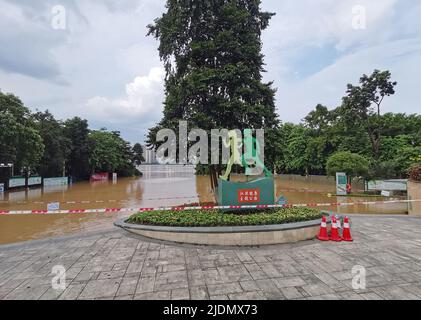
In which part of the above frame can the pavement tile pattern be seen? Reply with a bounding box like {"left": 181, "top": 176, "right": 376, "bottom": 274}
{"left": 1, "top": 216, "right": 421, "bottom": 300}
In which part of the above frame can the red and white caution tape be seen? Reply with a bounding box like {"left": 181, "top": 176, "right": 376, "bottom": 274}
{"left": 0, "top": 199, "right": 420, "bottom": 215}
{"left": 0, "top": 195, "right": 199, "bottom": 205}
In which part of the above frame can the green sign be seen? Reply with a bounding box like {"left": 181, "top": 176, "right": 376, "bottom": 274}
{"left": 336, "top": 172, "right": 347, "bottom": 195}
{"left": 217, "top": 177, "right": 275, "bottom": 208}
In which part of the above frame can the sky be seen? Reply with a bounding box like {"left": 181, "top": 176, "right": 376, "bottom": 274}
{"left": 0, "top": 0, "right": 420, "bottom": 143}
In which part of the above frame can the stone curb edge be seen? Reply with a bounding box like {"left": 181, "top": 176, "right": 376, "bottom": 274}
{"left": 114, "top": 213, "right": 330, "bottom": 234}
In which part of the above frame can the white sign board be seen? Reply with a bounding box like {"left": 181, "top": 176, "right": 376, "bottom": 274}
{"left": 336, "top": 172, "right": 348, "bottom": 196}
{"left": 43, "top": 177, "right": 68, "bottom": 187}
{"left": 8, "top": 177, "right": 26, "bottom": 188}
{"left": 0, "top": 183, "right": 4, "bottom": 193}
{"left": 47, "top": 202, "right": 60, "bottom": 211}
{"left": 28, "top": 176, "right": 42, "bottom": 186}
{"left": 367, "top": 180, "right": 407, "bottom": 191}
{"left": 381, "top": 190, "right": 391, "bottom": 197}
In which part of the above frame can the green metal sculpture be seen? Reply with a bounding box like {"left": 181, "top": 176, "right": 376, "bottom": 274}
{"left": 220, "top": 129, "right": 271, "bottom": 181}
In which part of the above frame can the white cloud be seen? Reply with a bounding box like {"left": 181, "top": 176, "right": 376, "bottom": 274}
{"left": 0, "top": 0, "right": 420, "bottom": 142}
{"left": 84, "top": 67, "right": 165, "bottom": 123}
{"left": 261, "top": 0, "right": 421, "bottom": 122}
{"left": 273, "top": 38, "right": 421, "bottom": 122}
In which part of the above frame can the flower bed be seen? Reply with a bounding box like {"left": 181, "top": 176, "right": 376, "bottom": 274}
{"left": 127, "top": 207, "right": 322, "bottom": 227}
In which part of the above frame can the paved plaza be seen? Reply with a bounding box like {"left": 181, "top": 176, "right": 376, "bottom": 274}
{"left": 1, "top": 215, "right": 421, "bottom": 300}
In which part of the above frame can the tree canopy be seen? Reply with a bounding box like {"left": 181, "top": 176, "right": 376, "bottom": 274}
{"left": 147, "top": 0, "right": 280, "bottom": 187}
{"left": 0, "top": 92, "right": 44, "bottom": 174}
{"left": 0, "top": 92, "right": 143, "bottom": 181}
{"left": 326, "top": 152, "right": 370, "bottom": 180}
{"left": 273, "top": 70, "right": 419, "bottom": 179}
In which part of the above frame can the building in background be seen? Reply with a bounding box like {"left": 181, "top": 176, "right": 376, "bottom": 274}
{"left": 143, "top": 146, "right": 158, "bottom": 164}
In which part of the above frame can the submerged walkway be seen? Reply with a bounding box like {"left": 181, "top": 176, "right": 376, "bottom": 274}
{"left": 1, "top": 215, "right": 421, "bottom": 300}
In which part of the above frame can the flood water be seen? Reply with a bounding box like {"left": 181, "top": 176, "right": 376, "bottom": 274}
{"left": 0, "top": 165, "right": 407, "bottom": 244}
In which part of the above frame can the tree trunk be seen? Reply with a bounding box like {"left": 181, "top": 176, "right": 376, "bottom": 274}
{"left": 209, "top": 165, "right": 220, "bottom": 192}
{"left": 369, "top": 130, "right": 381, "bottom": 159}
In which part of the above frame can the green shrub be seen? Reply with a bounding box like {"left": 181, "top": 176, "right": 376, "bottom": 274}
{"left": 326, "top": 151, "right": 369, "bottom": 179}
{"left": 127, "top": 207, "right": 322, "bottom": 227}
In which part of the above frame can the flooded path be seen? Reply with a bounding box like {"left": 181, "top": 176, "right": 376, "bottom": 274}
{"left": 0, "top": 166, "right": 407, "bottom": 244}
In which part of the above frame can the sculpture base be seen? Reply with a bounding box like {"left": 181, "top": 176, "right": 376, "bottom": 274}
{"left": 217, "top": 177, "right": 275, "bottom": 209}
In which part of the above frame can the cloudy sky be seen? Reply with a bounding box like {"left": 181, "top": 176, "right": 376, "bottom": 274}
{"left": 0, "top": 0, "right": 420, "bottom": 143}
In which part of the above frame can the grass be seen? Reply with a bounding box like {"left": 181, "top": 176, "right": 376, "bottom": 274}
{"left": 127, "top": 207, "right": 323, "bottom": 227}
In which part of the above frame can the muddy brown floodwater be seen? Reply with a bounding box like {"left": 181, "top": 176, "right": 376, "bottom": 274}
{"left": 0, "top": 166, "right": 407, "bottom": 244}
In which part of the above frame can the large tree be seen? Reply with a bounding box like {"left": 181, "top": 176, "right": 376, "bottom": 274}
{"left": 338, "top": 70, "right": 397, "bottom": 159}
{"left": 88, "top": 130, "right": 137, "bottom": 176}
{"left": 0, "top": 92, "right": 44, "bottom": 175}
{"left": 63, "top": 117, "right": 91, "bottom": 180}
{"left": 132, "top": 143, "right": 145, "bottom": 166}
{"left": 147, "top": 0, "right": 280, "bottom": 188}
{"left": 32, "top": 110, "right": 70, "bottom": 177}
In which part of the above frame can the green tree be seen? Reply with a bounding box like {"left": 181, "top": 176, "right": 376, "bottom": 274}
{"left": 132, "top": 143, "right": 145, "bottom": 166}
{"left": 0, "top": 92, "right": 44, "bottom": 175}
{"left": 326, "top": 151, "right": 370, "bottom": 186}
{"left": 392, "top": 147, "right": 421, "bottom": 178}
{"left": 147, "top": 0, "right": 280, "bottom": 188}
{"left": 63, "top": 117, "right": 91, "bottom": 180}
{"left": 32, "top": 110, "right": 70, "bottom": 177}
{"left": 303, "top": 104, "right": 332, "bottom": 133}
{"left": 339, "top": 70, "right": 397, "bottom": 159}
{"left": 88, "top": 130, "right": 136, "bottom": 176}
{"left": 283, "top": 124, "right": 310, "bottom": 174}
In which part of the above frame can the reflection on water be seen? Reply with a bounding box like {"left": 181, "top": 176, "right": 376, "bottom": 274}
{"left": 0, "top": 166, "right": 407, "bottom": 244}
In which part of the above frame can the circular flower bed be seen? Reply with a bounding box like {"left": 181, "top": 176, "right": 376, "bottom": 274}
{"left": 127, "top": 207, "right": 322, "bottom": 227}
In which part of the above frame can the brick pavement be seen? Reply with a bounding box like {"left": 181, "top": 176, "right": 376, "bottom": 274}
{"left": 1, "top": 215, "right": 421, "bottom": 300}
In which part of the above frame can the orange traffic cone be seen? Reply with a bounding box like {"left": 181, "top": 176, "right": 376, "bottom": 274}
{"left": 317, "top": 215, "right": 329, "bottom": 241}
{"left": 329, "top": 216, "right": 342, "bottom": 242}
{"left": 342, "top": 216, "right": 353, "bottom": 242}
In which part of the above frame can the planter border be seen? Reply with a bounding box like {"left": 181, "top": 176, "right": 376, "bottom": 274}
{"left": 114, "top": 212, "right": 330, "bottom": 246}
{"left": 114, "top": 216, "right": 327, "bottom": 234}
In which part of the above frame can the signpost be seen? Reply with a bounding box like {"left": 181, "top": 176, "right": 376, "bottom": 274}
{"left": 218, "top": 177, "right": 275, "bottom": 208}
{"left": 237, "top": 189, "right": 260, "bottom": 204}
{"left": 381, "top": 190, "right": 391, "bottom": 197}
{"left": 47, "top": 202, "right": 60, "bottom": 211}
{"left": 91, "top": 173, "right": 109, "bottom": 182}
{"left": 44, "top": 177, "right": 69, "bottom": 187}
{"left": 8, "top": 177, "right": 26, "bottom": 188}
{"left": 336, "top": 172, "right": 348, "bottom": 196}
{"left": 277, "top": 196, "right": 288, "bottom": 206}
{"left": 27, "top": 176, "right": 42, "bottom": 186}
{"left": 367, "top": 180, "right": 407, "bottom": 192}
